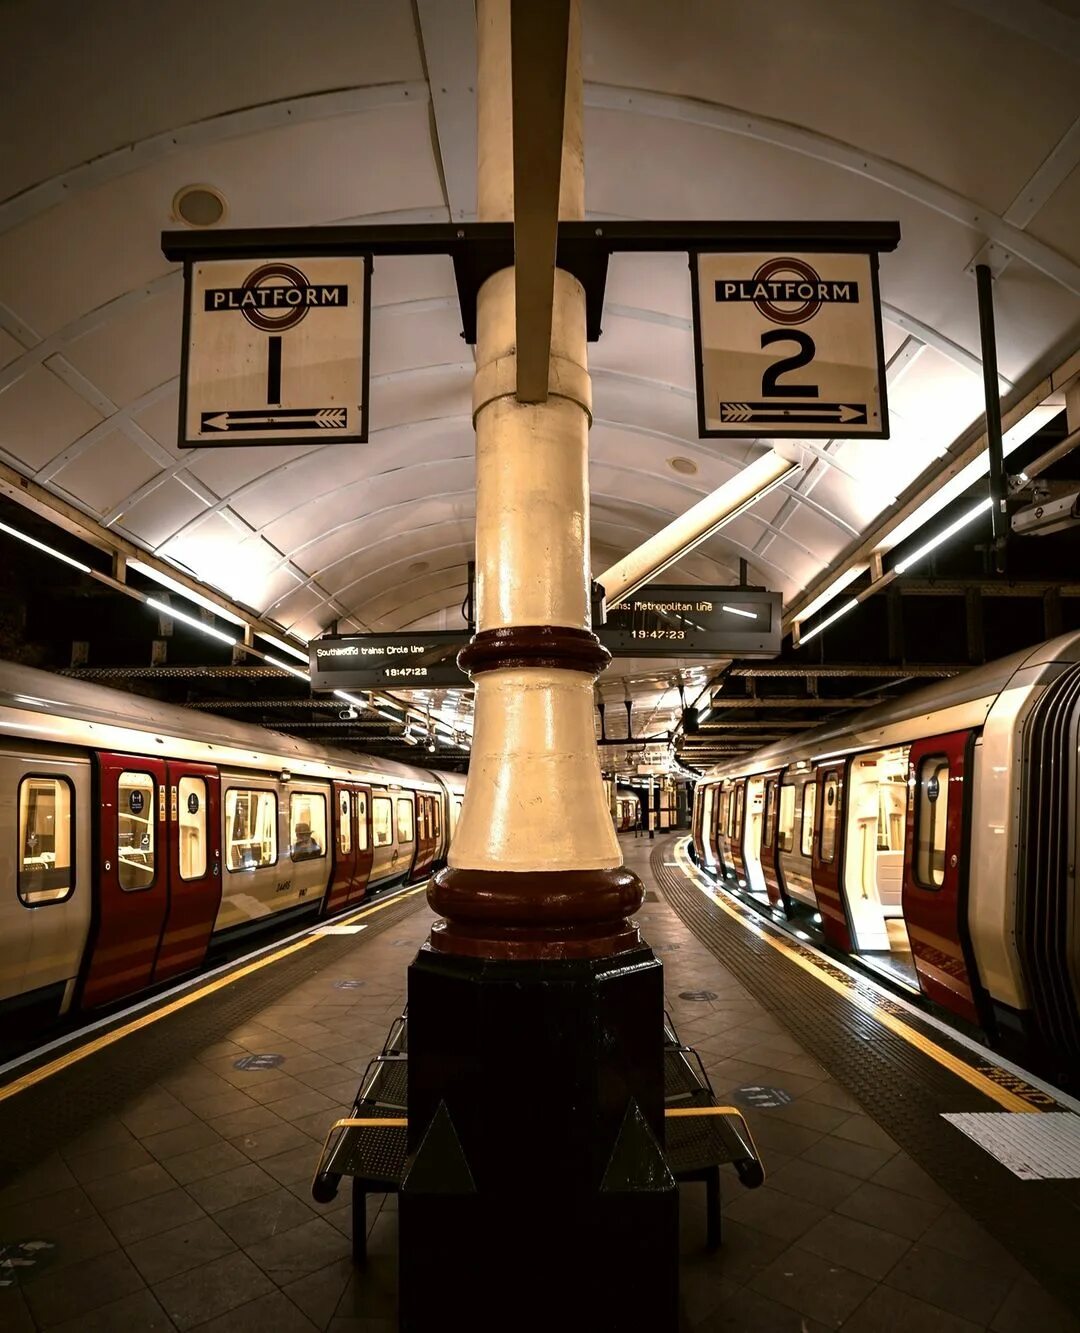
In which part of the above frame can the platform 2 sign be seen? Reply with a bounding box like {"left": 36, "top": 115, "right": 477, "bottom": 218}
{"left": 692, "top": 251, "right": 888, "bottom": 439}
{"left": 178, "top": 255, "right": 371, "bottom": 449}
{"left": 597, "top": 586, "right": 781, "bottom": 659}
{"left": 310, "top": 632, "right": 470, "bottom": 691}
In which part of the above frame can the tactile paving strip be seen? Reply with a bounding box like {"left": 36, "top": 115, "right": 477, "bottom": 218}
{"left": 651, "top": 839, "right": 1080, "bottom": 1311}
{"left": 943, "top": 1112, "right": 1080, "bottom": 1180}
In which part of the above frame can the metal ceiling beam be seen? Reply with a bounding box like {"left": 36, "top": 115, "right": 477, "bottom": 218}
{"left": 61, "top": 666, "right": 307, "bottom": 680}
{"left": 728, "top": 664, "right": 965, "bottom": 677}
{"left": 695, "top": 719, "right": 820, "bottom": 729}
{"left": 706, "top": 697, "right": 888, "bottom": 709}
{"left": 510, "top": 0, "right": 571, "bottom": 402}
{"left": 414, "top": 0, "right": 479, "bottom": 221}
{"left": 896, "top": 579, "right": 1080, "bottom": 597}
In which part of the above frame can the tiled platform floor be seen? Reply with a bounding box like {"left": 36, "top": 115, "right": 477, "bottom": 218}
{"left": 1, "top": 846, "right": 1077, "bottom": 1332}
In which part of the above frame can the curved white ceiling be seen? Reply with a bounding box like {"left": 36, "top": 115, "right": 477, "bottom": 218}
{"left": 1, "top": 0, "right": 1078, "bottom": 739}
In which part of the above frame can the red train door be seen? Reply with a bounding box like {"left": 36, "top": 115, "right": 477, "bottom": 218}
{"left": 153, "top": 762, "right": 221, "bottom": 983}
{"left": 811, "top": 763, "right": 855, "bottom": 952}
{"left": 411, "top": 794, "right": 436, "bottom": 879}
{"left": 902, "top": 732, "right": 980, "bottom": 1023}
{"left": 729, "top": 780, "right": 748, "bottom": 885}
{"left": 82, "top": 754, "right": 169, "bottom": 1008}
{"left": 347, "top": 787, "right": 375, "bottom": 905}
{"left": 326, "top": 783, "right": 357, "bottom": 914}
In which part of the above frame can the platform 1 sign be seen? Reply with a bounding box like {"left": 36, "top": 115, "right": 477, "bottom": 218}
{"left": 310, "top": 632, "right": 470, "bottom": 691}
{"left": 179, "top": 255, "right": 371, "bottom": 449}
{"left": 597, "top": 585, "right": 781, "bottom": 658}
{"left": 692, "top": 251, "right": 888, "bottom": 439}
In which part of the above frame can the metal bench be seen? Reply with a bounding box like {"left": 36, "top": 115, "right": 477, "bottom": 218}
{"left": 312, "top": 1008, "right": 764, "bottom": 1263}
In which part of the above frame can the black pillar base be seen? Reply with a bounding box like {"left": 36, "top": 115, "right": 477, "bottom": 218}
{"left": 399, "top": 943, "right": 679, "bottom": 1333}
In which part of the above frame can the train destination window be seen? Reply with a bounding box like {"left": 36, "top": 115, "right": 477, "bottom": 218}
{"left": 178, "top": 776, "right": 207, "bottom": 880}
{"left": 373, "top": 796, "right": 393, "bottom": 847}
{"left": 820, "top": 772, "right": 840, "bottom": 862}
{"left": 291, "top": 793, "right": 327, "bottom": 861}
{"left": 915, "top": 756, "right": 949, "bottom": 888}
{"left": 778, "top": 785, "right": 795, "bottom": 853}
{"left": 800, "top": 782, "right": 816, "bottom": 857}
{"left": 118, "top": 772, "right": 156, "bottom": 890}
{"left": 226, "top": 789, "right": 277, "bottom": 871}
{"left": 338, "top": 789, "right": 352, "bottom": 855}
{"left": 17, "top": 775, "right": 74, "bottom": 905}
{"left": 432, "top": 800, "right": 441, "bottom": 839}
{"left": 356, "top": 792, "right": 369, "bottom": 850}
{"left": 762, "top": 780, "right": 776, "bottom": 850}
{"left": 397, "top": 798, "right": 415, "bottom": 843}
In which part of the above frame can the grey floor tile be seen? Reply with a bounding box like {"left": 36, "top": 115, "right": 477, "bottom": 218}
{"left": 884, "top": 1242, "right": 1017, "bottom": 1325}
{"left": 267, "top": 1089, "right": 341, "bottom": 1123}
{"left": 121, "top": 1103, "right": 197, "bottom": 1140}
{"left": 21, "top": 1246, "right": 145, "bottom": 1326}
{"left": 678, "top": 1268, "right": 737, "bottom": 1325}
{"left": 164, "top": 1141, "right": 248, "bottom": 1185}
{"left": 831, "top": 1114, "right": 900, "bottom": 1154}
{"left": 759, "top": 1097, "right": 852, "bottom": 1134}
{"left": 835, "top": 1181, "right": 945, "bottom": 1242}
{"left": 695, "top": 1284, "right": 830, "bottom": 1332}
{"left": 229, "top": 1122, "right": 313, "bottom": 1162}
{"left": 334, "top": 1255, "right": 398, "bottom": 1321}
{"left": 127, "top": 1216, "right": 237, "bottom": 1285}
{"left": 868, "top": 1154, "right": 952, "bottom": 1205}
{"left": 920, "top": 1206, "right": 1023, "bottom": 1277}
{"left": 83, "top": 1163, "right": 178, "bottom": 1213}
{"left": 991, "top": 1279, "right": 1080, "bottom": 1333}
{"left": 282, "top": 1256, "right": 356, "bottom": 1328}
{"left": 802, "top": 1133, "right": 897, "bottom": 1181}
{"left": 140, "top": 1123, "right": 222, "bottom": 1162}
{"left": 213, "top": 1186, "right": 315, "bottom": 1247}
{"left": 182, "top": 1089, "right": 258, "bottom": 1120}
{"left": 797, "top": 1211, "right": 911, "bottom": 1281}
{"left": 204, "top": 1105, "right": 283, "bottom": 1141}
{"left": 750, "top": 1243, "right": 875, "bottom": 1327}
{"left": 62, "top": 1119, "right": 138, "bottom": 1160}
{"left": 767, "top": 1157, "right": 862, "bottom": 1210}
{"left": 722, "top": 1183, "right": 826, "bottom": 1242}
{"left": 153, "top": 1251, "right": 274, "bottom": 1331}
{"left": 47, "top": 1287, "right": 176, "bottom": 1333}
{"left": 841, "top": 1285, "right": 983, "bottom": 1332}
{"left": 104, "top": 1186, "right": 207, "bottom": 1245}
{"left": 187, "top": 1290, "right": 318, "bottom": 1332}
{"left": 66, "top": 1139, "right": 155, "bottom": 1183}
{"left": 0, "top": 1154, "right": 77, "bottom": 1207}
{"left": 260, "top": 1143, "right": 323, "bottom": 1186}
{"left": 244, "top": 1216, "right": 351, "bottom": 1282}
{"left": 184, "top": 1163, "right": 279, "bottom": 1213}
{"left": 802, "top": 1082, "right": 864, "bottom": 1114}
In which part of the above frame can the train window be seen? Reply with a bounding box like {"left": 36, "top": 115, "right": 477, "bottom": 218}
{"left": 417, "top": 800, "right": 427, "bottom": 840}
{"left": 778, "top": 784, "right": 795, "bottom": 853}
{"left": 225, "top": 789, "right": 277, "bottom": 871}
{"left": 290, "top": 793, "right": 327, "bottom": 861}
{"left": 178, "top": 776, "right": 207, "bottom": 880}
{"left": 337, "top": 790, "right": 352, "bottom": 856}
{"left": 820, "top": 772, "right": 840, "bottom": 862}
{"left": 734, "top": 784, "right": 745, "bottom": 837}
{"left": 372, "top": 796, "right": 393, "bottom": 847}
{"left": 356, "top": 792, "right": 369, "bottom": 850}
{"left": 800, "top": 782, "right": 816, "bottom": 858}
{"left": 17, "top": 775, "right": 75, "bottom": 906}
{"left": 762, "top": 780, "right": 776, "bottom": 851}
{"left": 397, "top": 798, "right": 415, "bottom": 844}
{"left": 118, "top": 772, "right": 156, "bottom": 891}
{"left": 432, "top": 800, "right": 441, "bottom": 839}
{"left": 915, "top": 756, "right": 949, "bottom": 889}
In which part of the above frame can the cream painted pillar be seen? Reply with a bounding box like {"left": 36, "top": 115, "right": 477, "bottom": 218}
{"left": 445, "top": 0, "right": 620, "bottom": 876}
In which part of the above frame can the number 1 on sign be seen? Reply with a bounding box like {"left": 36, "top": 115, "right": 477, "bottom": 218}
{"left": 267, "top": 336, "right": 282, "bottom": 405}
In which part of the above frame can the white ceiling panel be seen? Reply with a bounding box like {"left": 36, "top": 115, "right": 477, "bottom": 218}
{"left": 51, "top": 429, "right": 163, "bottom": 515}
{"left": 0, "top": 365, "right": 102, "bottom": 471}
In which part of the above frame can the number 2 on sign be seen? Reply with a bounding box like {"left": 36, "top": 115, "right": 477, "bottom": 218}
{"left": 760, "top": 330, "right": 818, "bottom": 398}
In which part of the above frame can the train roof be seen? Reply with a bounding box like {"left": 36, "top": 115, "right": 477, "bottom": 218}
{"left": 0, "top": 659, "right": 462, "bottom": 791}
{"left": 699, "top": 630, "right": 1080, "bottom": 782}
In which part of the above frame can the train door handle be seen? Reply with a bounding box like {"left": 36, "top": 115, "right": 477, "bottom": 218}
{"left": 949, "top": 854, "right": 958, "bottom": 868}
{"left": 391, "top": 849, "right": 399, "bottom": 864}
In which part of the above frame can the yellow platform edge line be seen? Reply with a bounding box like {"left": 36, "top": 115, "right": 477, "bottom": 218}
{"left": 0, "top": 884, "right": 426, "bottom": 1104}
{"left": 672, "top": 844, "right": 1036, "bottom": 1115}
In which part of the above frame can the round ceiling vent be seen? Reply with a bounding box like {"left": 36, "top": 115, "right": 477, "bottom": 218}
{"left": 172, "top": 185, "right": 226, "bottom": 228}
{"left": 669, "top": 456, "right": 698, "bottom": 476}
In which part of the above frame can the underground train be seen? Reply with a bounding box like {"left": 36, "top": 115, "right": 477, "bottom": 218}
{"left": 690, "top": 631, "right": 1080, "bottom": 1075}
{"left": 614, "top": 787, "right": 642, "bottom": 832}
{"left": 0, "top": 661, "right": 466, "bottom": 1022}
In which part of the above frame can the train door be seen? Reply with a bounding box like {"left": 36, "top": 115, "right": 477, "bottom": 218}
{"left": 742, "top": 776, "right": 769, "bottom": 902}
{"left": 395, "top": 792, "right": 417, "bottom": 881}
{"left": 81, "top": 754, "right": 169, "bottom": 1007}
{"left": 347, "top": 787, "right": 374, "bottom": 905}
{"left": 700, "top": 786, "right": 716, "bottom": 868}
{"left": 326, "top": 783, "right": 357, "bottom": 914}
{"left": 811, "top": 763, "right": 854, "bottom": 952}
{"left": 759, "top": 775, "right": 784, "bottom": 907}
{"left": 902, "top": 733, "right": 980, "bottom": 1023}
{"left": 716, "top": 786, "right": 732, "bottom": 876}
{"left": 411, "top": 794, "right": 436, "bottom": 880}
{"left": 729, "top": 781, "right": 748, "bottom": 885}
{"left": 153, "top": 762, "right": 221, "bottom": 983}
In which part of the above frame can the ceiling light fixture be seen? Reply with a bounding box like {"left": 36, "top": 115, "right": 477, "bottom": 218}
{"left": 0, "top": 520, "right": 92, "bottom": 574}
{"left": 893, "top": 497, "right": 993, "bottom": 574}
{"left": 799, "top": 597, "right": 860, "bottom": 643}
{"left": 128, "top": 560, "right": 246, "bottom": 626}
{"left": 147, "top": 597, "right": 236, "bottom": 645}
{"left": 256, "top": 632, "right": 309, "bottom": 663}
{"left": 264, "top": 654, "right": 311, "bottom": 682}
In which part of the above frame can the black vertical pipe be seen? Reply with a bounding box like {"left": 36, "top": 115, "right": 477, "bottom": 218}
{"left": 976, "top": 263, "right": 1007, "bottom": 573}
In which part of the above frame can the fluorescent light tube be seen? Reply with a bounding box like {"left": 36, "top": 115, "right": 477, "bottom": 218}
{"left": 148, "top": 597, "right": 236, "bottom": 645}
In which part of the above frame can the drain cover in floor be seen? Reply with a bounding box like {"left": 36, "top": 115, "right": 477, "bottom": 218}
{"left": 942, "top": 1111, "right": 1080, "bottom": 1179}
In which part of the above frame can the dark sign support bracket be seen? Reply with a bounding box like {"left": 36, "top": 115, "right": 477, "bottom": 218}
{"left": 163, "top": 221, "right": 900, "bottom": 346}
